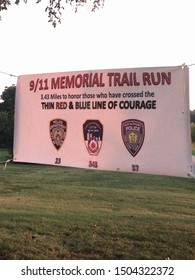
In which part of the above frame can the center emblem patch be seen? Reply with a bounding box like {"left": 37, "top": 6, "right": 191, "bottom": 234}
{"left": 50, "top": 119, "right": 67, "bottom": 150}
{"left": 121, "top": 119, "right": 145, "bottom": 157}
{"left": 83, "top": 120, "right": 103, "bottom": 156}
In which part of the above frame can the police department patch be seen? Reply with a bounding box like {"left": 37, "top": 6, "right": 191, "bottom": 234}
{"left": 83, "top": 120, "right": 103, "bottom": 156}
{"left": 121, "top": 119, "right": 145, "bottom": 157}
{"left": 50, "top": 119, "right": 67, "bottom": 150}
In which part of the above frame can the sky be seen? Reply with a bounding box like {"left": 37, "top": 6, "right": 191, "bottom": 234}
{"left": 0, "top": 0, "right": 195, "bottom": 109}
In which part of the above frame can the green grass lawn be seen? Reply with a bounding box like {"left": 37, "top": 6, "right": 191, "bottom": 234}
{"left": 0, "top": 159, "right": 194, "bottom": 260}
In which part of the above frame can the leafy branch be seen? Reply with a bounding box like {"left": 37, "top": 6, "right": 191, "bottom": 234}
{"left": 0, "top": 0, "right": 105, "bottom": 27}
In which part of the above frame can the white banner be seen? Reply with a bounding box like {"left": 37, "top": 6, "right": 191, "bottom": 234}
{"left": 14, "top": 65, "right": 192, "bottom": 177}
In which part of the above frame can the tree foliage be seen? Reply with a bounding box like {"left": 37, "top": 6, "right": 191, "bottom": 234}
{"left": 190, "top": 110, "right": 195, "bottom": 124}
{"left": 0, "top": 0, "right": 105, "bottom": 27}
{"left": 0, "top": 85, "right": 15, "bottom": 113}
{"left": 191, "top": 123, "right": 195, "bottom": 142}
{"left": 0, "top": 86, "right": 16, "bottom": 149}
{"left": 191, "top": 111, "right": 195, "bottom": 142}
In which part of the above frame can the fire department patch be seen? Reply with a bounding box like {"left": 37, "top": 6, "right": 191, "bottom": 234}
{"left": 50, "top": 119, "right": 67, "bottom": 150}
{"left": 121, "top": 119, "right": 145, "bottom": 157}
{"left": 83, "top": 120, "right": 103, "bottom": 156}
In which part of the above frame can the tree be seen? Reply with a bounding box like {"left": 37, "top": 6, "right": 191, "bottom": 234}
{"left": 0, "top": 0, "right": 105, "bottom": 27}
{"left": 0, "top": 85, "right": 15, "bottom": 114}
{"left": 191, "top": 110, "right": 195, "bottom": 124}
{"left": 191, "top": 123, "right": 195, "bottom": 142}
{"left": 0, "top": 111, "right": 14, "bottom": 148}
{"left": 0, "top": 86, "right": 16, "bottom": 150}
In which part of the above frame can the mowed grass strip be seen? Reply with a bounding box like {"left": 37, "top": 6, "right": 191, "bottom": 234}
{"left": 0, "top": 162, "right": 194, "bottom": 260}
